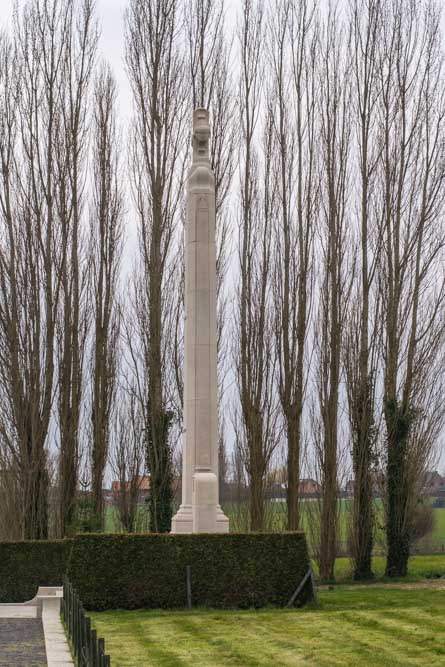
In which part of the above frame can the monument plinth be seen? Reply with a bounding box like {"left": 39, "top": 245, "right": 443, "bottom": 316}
{"left": 171, "top": 108, "right": 229, "bottom": 534}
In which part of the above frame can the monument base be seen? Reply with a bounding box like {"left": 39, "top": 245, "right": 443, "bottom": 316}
{"left": 192, "top": 470, "right": 218, "bottom": 533}
{"left": 171, "top": 473, "right": 230, "bottom": 534}
{"left": 216, "top": 505, "right": 230, "bottom": 532}
{"left": 171, "top": 504, "right": 194, "bottom": 534}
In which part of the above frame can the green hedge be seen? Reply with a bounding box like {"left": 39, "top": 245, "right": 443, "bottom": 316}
{"left": 67, "top": 532, "right": 311, "bottom": 611}
{"left": 0, "top": 539, "right": 73, "bottom": 603}
{"left": 0, "top": 533, "right": 312, "bottom": 610}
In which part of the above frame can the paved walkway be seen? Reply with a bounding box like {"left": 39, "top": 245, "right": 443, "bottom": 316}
{"left": 0, "top": 618, "right": 47, "bottom": 666}
{"left": 41, "top": 596, "right": 74, "bottom": 666}
{"left": 0, "top": 587, "right": 74, "bottom": 667}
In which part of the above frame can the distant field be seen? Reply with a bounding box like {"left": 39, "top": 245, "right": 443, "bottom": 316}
{"left": 104, "top": 499, "right": 445, "bottom": 554}
{"left": 91, "top": 583, "right": 445, "bottom": 666}
{"left": 327, "top": 554, "right": 445, "bottom": 582}
{"left": 104, "top": 504, "right": 150, "bottom": 533}
{"left": 435, "top": 503, "right": 445, "bottom": 538}
{"left": 225, "top": 498, "right": 445, "bottom": 553}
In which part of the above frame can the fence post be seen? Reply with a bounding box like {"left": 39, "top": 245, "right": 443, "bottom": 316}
{"left": 98, "top": 638, "right": 105, "bottom": 667}
{"left": 73, "top": 592, "right": 77, "bottom": 658}
{"left": 85, "top": 616, "right": 91, "bottom": 666}
{"left": 62, "top": 580, "right": 111, "bottom": 666}
{"left": 186, "top": 565, "right": 192, "bottom": 609}
{"left": 80, "top": 607, "right": 86, "bottom": 667}
{"left": 91, "top": 628, "right": 98, "bottom": 667}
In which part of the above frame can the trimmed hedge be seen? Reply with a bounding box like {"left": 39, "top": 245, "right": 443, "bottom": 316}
{"left": 0, "top": 532, "right": 312, "bottom": 610}
{"left": 67, "top": 532, "right": 311, "bottom": 611}
{"left": 0, "top": 539, "right": 73, "bottom": 603}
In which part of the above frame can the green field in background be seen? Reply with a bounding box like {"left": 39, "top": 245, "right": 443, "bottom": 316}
{"left": 104, "top": 499, "right": 445, "bottom": 553}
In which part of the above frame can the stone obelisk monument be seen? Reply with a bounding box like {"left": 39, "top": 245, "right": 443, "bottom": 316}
{"left": 171, "top": 109, "right": 229, "bottom": 534}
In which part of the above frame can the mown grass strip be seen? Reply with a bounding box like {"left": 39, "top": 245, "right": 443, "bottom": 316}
{"left": 91, "top": 587, "right": 445, "bottom": 667}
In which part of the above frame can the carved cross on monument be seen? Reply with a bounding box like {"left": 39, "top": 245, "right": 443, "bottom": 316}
{"left": 171, "top": 109, "right": 229, "bottom": 534}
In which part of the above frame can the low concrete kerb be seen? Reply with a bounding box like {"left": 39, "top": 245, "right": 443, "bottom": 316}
{"left": 0, "top": 586, "right": 74, "bottom": 666}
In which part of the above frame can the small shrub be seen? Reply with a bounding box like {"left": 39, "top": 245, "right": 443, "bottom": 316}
{"left": 410, "top": 503, "right": 435, "bottom": 545}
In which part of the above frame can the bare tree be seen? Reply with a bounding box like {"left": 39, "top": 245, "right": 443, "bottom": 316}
{"left": 0, "top": 456, "right": 22, "bottom": 541}
{"left": 315, "top": 5, "right": 351, "bottom": 582}
{"left": 0, "top": 1, "right": 77, "bottom": 538}
{"left": 377, "top": 0, "right": 445, "bottom": 577}
{"left": 89, "top": 63, "right": 124, "bottom": 527}
{"left": 344, "top": 0, "right": 382, "bottom": 580}
{"left": 0, "top": 2, "right": 99, "bottom": 538}
{"left": 0, "top": 30, "right": 21, "bottom": 538}
{"left": 235, "top": 0, "right": 279, "bottom": 531}
{"left": 56, "top": 0, "right": 97, "bottom": 537}
{"left": 272, "top": 0, "right": 318, "bottom": 531}
{"left": 125, "top": 0, "right": 187, "bottom": 532}
{"left": 228, "top": 438, "right": 249, "bottom": 532}
{"left": 111, "top": 391, "right": 145, "bottom": 533}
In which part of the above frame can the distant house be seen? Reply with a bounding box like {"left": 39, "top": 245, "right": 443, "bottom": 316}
{"left": 273, "top": 479, "right": 321, "bottom": 498}
{"left": 111, "top": 475, "right": 151, "bottom": 504}
{"left": 343, "top": 471, "right": 385, "bottom": 499}
{"left": 298, "top": 479, "right": 321, "bottom": 496}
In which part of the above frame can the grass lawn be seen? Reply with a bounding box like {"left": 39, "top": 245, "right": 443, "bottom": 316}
{"left": 90, "top": 586, "right": 445, "bottom": 666}
{"left": 435, "top": 503, "right": 445, "bottom": 538}
{"left": 327, "top": 554, "right": 445, "bottom": 582}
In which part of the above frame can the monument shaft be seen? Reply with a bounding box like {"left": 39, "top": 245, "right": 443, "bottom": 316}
{"left": 171, "top": 109, "right": 229, "bottom": 534}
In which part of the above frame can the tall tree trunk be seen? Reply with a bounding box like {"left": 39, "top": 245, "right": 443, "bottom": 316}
{"left": 271, "top": 0, "right": 317, "bottom": 531}
{"left": 379, "top": 0, "right": 445, "bottom": 577}
{"left": 346, "top": 0, "right": 381, "bottom": 580}
{"left": 235, "top": 0, "right": 278, "bottom": 532}
{"left": 58, "top": 0, "right": 96, "bottom": 537}
{"left": 317, "top": 5, "right": 350, "bottom": 581}
{"left": 90, "top": 64, "right": 123, "bottom": 529}
{"left": 125, "top": 0, "right": 187, "bottom": 532}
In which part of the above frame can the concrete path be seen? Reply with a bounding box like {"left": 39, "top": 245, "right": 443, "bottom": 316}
{"left": 41, "top": 595, "right": 74, "bottom": 666}
{"left": 0, "top": 587, "right": 74, "bottom": 666}
{"left": 0, "top": 618, "right": 47, "bottom": 666}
